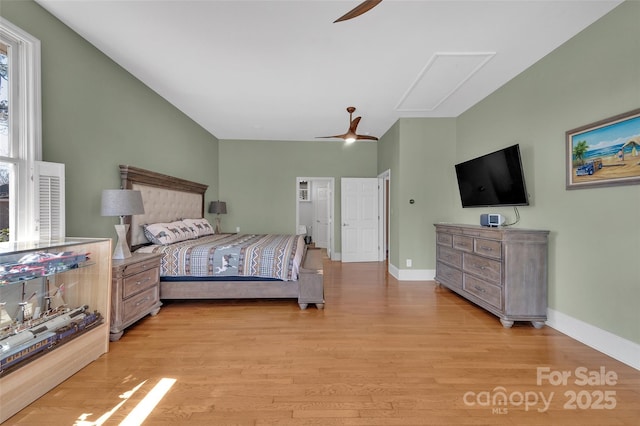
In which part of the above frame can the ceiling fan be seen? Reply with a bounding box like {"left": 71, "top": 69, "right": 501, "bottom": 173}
{"left": 317, "top": 107, "right": 379, "bottom": 143}
{"left": 334, "top": 0, "right": 383, "bottom": 23}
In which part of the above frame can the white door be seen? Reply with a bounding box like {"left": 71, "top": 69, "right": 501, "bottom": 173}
{"left": 314, "top": 183, "right": 330, "bottom": 249}
{"left": 341, "top": 178, "right": 379, "bottom": 262}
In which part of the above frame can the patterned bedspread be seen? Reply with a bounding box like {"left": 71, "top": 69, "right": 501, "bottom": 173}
{"left": 136, "top": 234, "right": 304, "bottom": 281}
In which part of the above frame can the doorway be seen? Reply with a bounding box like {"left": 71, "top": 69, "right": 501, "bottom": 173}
{"left": 296, "top": 177, "right": 334, "bottom": 259}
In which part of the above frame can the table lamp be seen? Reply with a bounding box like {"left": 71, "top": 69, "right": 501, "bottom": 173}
{"left": 101, "top": 189, "right": 145, "bottom": 259}
{"left": 208, "top": 200, "right": 227, "bottom": 234}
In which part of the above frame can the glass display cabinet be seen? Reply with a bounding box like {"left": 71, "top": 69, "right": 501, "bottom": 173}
{"left": 0, "top": 238, "right": 111, "bottom": 423}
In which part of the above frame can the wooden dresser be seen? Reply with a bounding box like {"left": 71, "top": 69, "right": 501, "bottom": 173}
{"left": 110, "top": 252, "right": 162, "bottom": 341}
{"left": 434, "top": 223, "right": 549, "bottom": 328}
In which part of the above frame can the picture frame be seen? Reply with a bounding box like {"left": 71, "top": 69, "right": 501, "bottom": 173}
{"left": 566, "top": 108, "right": 640, "bottom": 189}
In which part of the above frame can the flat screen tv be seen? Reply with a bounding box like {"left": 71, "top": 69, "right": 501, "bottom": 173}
{"left": 455, "top": 144, "right": 529, "bottom": 208}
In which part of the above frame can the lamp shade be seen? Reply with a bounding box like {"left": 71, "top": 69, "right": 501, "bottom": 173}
{"left": 208, "top": 201, "right": 227, "bottom": 215}
{"left": 101, "top": 189, "right": 145, "bottom": 217}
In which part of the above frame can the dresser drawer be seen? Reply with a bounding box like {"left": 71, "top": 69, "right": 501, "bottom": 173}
{"left": 437, "top": 245, "right": 462, "bottom": 268}
{"left": 463, "top": 253, "right": 501, "bottom": 284}
{"left": 464, "top": 274, "right": 502, "bottom": 309}
{"left": 474, "top": 238, "right": 502, "bottom": 260}
{"left": 123, "top": 267, "right": 160, "bottom": 299}
{"left": 122, "top": 286, "right": 159, "bottom": 324}
{"left": 436, "top": 232, "right": 453, "bottom": 247}
{"left": 436, "top": 261, "right": 463, "bottom": 290}
{"left": 453, "top": 235, "right": 473, "bottom": 252}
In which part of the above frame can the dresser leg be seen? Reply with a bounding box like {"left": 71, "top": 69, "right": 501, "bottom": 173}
{"left": 500, "top": 319, "right": 514, "bottom": 328}
{"left": 531, "top": 321, "right": 545, "bottom": 329}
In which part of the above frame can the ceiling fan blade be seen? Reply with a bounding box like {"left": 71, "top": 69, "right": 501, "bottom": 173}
{"left": 334, "top": 0, "right": 383, "bottom": 23}
{"left": 316, "top": 134, "right": 348, "bottom": 139}
{"left": 356, "top": 134, "right": 379, "bottom": 141}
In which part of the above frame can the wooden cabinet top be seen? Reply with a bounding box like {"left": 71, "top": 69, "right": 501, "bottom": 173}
{"left": 112, "top": 252, "right": 162, "bottom": 272}
{"left": 434, "top": 223, "right": 549, "bottom": 240}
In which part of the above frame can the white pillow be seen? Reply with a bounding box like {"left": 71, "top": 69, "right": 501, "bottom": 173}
{"left": 182, "top": 218, "right": 215, "bottom": 237}
{"left": 143, "top": 220, "right": 197, "bottom": 245}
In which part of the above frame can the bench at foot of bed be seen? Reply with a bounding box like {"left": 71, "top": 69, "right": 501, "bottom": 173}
{"left": 297, "top": 248, "right": 325, "bottom": 310}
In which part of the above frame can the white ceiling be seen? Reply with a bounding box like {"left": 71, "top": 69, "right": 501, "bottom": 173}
{"left": 36, "top": 0, "right": 622, "bottom": 142}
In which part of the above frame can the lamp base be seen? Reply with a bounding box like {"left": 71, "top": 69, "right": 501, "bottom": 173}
{"left": 214, "top": 217, "right": 222, "bottom": 234}
{"left": 112, "top": 224, "right": 132, "bottom": 260}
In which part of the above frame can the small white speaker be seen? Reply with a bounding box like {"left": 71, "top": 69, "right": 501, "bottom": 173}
{"left": 480, "top": 213, "right": 504, "bottom": 227}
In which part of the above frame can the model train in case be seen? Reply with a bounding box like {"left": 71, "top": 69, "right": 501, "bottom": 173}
{"left": 0, "top": 305, "right": 102, "bottom": 374}
{"left": 0, "top": 251, "right": 90, "bottom": 285}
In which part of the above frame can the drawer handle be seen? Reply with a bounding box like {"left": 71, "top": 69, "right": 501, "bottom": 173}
{"left": 135, "top": 277, "right": 151, "bottom": 286}
{"left": 479, "top": 246, "right": 493, "bottom": 251}
{"left": 474, "top": 285, "right": 486, "bottom": 293}
{"left": 135, "top": 297, "right": 150, "bottom": 307}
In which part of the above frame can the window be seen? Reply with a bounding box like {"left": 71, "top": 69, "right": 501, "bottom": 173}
{"left": 0, "top": 17, "right": 48, "bottom": 241}
{"left": 0, "top": 41, "right": 9, "bottom": 240}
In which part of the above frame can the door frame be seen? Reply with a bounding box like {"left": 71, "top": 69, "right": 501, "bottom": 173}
{"left": 378, "top": 169, "right": 390, "bottom": 262}
{"left": 295, "top": 177, "right": 335, "bottom": 258}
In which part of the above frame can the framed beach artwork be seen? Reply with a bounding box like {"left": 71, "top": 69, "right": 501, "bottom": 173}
{"left": 566, "top": 108, "right": 640, "bottom": 189}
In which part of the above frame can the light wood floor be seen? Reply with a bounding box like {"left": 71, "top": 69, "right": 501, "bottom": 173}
{"left": 7, "top": 258, "right": 640, "bottom": 425}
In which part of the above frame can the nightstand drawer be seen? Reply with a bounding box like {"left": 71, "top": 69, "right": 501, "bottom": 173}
{"left": 123, "top": 267, "right": 159, "bottom": 299}
{"left": 122, "top": 258, "right": 160, "bottom": 277}
{"left": 122, "top": 286, "right": 159, "bottom": 324}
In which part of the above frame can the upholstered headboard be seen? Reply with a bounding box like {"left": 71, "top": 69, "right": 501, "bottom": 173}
{"left": 119, "top": 165, "right": 208, "bottom": 249}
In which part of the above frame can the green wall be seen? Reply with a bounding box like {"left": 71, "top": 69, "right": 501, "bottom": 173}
{"left": 378, "top": 118, "right": 457, "bottom": 270}
{"left": 454, "top": 1, "right": 639, "bottom": 343}
{"left": 398, "top": 118, "right": 457, "bottom": 270}
{"left": 218, "top": 139, "right": 378, "bottom": 250}
{"left": 1, "top": 0, "right": 220, "bottom": 240}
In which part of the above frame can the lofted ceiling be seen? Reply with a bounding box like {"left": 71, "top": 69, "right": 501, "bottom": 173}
{"left": 35, "top": 0, "right": 622, "bottom": 142}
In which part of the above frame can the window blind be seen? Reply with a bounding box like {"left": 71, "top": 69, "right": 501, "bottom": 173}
{"left": 35, "top": 161, "right": 65, "bottom": 240}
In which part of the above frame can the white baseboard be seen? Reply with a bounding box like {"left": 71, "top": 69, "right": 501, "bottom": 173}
{"left": 388, "top": 264, "right": 435, "bottom": 281}
{"left": 546, "top": 308, "right": 640, "bottom": 371}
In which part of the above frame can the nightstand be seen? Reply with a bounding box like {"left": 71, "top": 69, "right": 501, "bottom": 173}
{"left": 110, "top": 252, "right": 163, "bottom": 341}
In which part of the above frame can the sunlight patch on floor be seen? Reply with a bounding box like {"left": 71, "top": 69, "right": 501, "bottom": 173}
{"left": 119, "top": 378, "right": 176, "bottom": 426}
{"left": 74, "top": 378, "right": 176, "bottom": 426}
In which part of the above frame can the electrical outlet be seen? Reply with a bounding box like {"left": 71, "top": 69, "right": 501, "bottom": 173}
{"left": 406, "top": 259, "right": 412, "bottom": 267}
{"left": 236, "top": 226, "right": 240, "bottom": 233}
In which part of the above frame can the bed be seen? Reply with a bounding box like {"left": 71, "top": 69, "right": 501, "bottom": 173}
{"left": 119, "top": 165, "right": 324, "bottom": 309}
